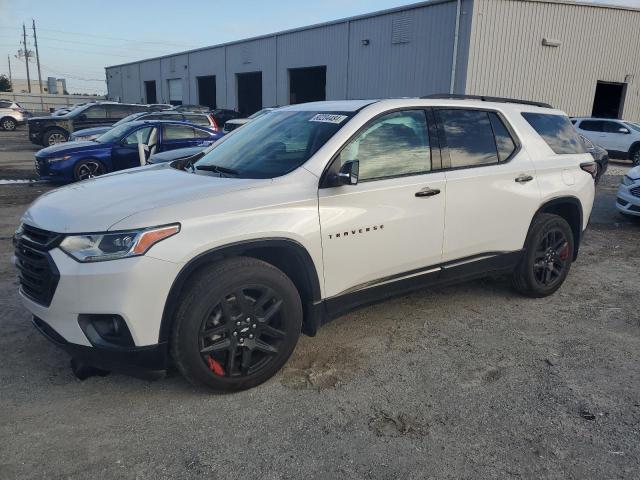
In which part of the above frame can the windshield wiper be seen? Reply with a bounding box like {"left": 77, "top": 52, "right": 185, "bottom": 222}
{"left": 196, "top": 164, "right": 239, "bottom": 177}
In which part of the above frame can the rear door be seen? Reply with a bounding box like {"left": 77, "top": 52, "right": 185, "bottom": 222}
{"left": 576, "top": 120, "right": 608, "bottom": 148}
{"left": 601, "top": 120, "right": 632, "bottom": 152}
{"left": 436, "top": 108, "right": 539, "bottom": 262}
{"left": 318, "top": 109, "right": 446, "bottom": 300}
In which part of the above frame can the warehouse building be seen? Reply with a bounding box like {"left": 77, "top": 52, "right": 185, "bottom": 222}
{"left": 105, "top": 0, "right": 640, "bottom": 120}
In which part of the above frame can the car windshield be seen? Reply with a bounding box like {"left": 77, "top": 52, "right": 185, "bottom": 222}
{"left": 193, "top": 111, "right": 352, "bottom": 179}
{"left": 113, "top": 112, "right": 145, "bottom": 126}
{"left": 624, "top": 122, "right": 640, "bottom": 132}
{"left": 95, "top": 123, "right": 136, "bottom": 143}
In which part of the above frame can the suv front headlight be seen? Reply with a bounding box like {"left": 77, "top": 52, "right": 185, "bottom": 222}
{"left": 59, "top": 224, "right": 180, "bottom": 262}
{"left": 622, "top": 175, "right": 636, "bottom": 186}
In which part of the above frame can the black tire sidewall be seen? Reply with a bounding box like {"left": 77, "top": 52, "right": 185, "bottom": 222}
{"left": 171, "top": 258, "right": 302, "bottom": 391}
{"left": 516, "top": 214, "right": 575, "bottom": 297}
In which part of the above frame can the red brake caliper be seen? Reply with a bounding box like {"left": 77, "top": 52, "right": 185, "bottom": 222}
{"left": 559, "top": 243, "right": 570, "bottom": 261}
{"left": 207, "top": 356, "right": 225, "bottom": 376}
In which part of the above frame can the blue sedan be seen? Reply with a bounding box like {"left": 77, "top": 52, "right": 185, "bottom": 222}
{"left": 35, "top": 120, "right": 222, "bottom": 182}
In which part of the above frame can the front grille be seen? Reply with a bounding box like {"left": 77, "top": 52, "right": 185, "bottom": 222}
{"left": 630, "top": 186, "right": 640, "bottom": 198}
{"left": 14, "top": 224, "right": 62, "bottom": 307}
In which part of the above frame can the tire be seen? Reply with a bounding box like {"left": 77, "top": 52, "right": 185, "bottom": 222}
{"left": 512, "top": 213, "right": 575, "bottom": 298}
{"left": 43, "top": 129, "right": 68, "bottom": 146}
{"left": 170, "top": 257, "right": 302, "bottom": 392}
{"left": 1, "top": 117, "right": 17, "bottom": 131}
{"left": 73, "top": 159, "right": 106, "bottom": 181}
{"left": 630, "top": 145, "right": 640, "bottom": 167}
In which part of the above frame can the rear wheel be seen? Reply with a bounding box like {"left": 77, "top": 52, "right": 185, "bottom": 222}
{"left": 73, "top": 159, "right": 105, "bottom": 181}
{"left": 44, "top": 129, "right": 68, "bottom": 146}
{"left": 1, "top": 117, "right": 17, "bottom": 131}
{"left": 513, "top": 213, "right": 574, "bottom": 298}
{"left": 171, "top": 257, "right": 302, "bottom": 391}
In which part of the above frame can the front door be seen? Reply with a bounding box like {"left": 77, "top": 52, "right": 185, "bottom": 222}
{"left": 111, "top": 126, "right": 155, "bottom": 171}
{"left": 72, "top": 104, "right": 108, "bottom": 130}
{"left": 318, "top": 109, "right": 445, "bottom": 300}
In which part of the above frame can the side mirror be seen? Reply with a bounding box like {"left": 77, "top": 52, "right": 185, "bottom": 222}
{"left": 619, "top": 127, "right": 630, "bottom": 134}
{"left": 337, "top": 160, "right": 359, "bottom": 185}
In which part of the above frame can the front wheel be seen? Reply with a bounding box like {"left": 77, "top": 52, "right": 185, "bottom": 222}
{"left": 630, "top": 146, "right": 640, "bottom": 167}
{"left": 171, "top": 257, "right": 302, "bottom": 391}
{"left": 73, "top": 159, "right": 105, "bottom": 181}
{"left": 512, "top": 213, "right": 574, "bottom": 298}
{"left": 44, "top": 129, "right": 68, "bottom": 146}
{"left": 1, "top": 117, "right": 17, "bottom": 131}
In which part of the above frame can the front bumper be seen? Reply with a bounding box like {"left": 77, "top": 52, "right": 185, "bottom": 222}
{"left": 34, "top": 157, "right": 78, "bottom": 181}
{"left": 616, "top": 183, "right": 640, "bottom": 216}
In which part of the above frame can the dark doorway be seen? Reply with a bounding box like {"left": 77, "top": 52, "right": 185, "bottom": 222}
{"left": 144, "top": 81, "right": 157, "bottom": 104}
{"left": 289, "top": 66, "right": 326, "bottom": 104}
{"left": 197, "top": 75, "right": 216, "bottom": 109}
{"left": 592, "top": 81, "right": 626, "bottom": 118}
{"left": 237, "top": 72, "right": 262, "bottom": 116}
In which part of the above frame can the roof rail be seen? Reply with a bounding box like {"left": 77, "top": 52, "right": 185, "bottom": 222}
{"left": 421, "top": 94, "right": 553, "bottom": 109}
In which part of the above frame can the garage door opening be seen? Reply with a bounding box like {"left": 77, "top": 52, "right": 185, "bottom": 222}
{"left": 144, "top": 81, "right": 157, "bottom": 104}
{"left": 197, "top": 75, "right": 216, "bottom": 109}
{"left": 237, "top": 72, "right": 262, "bottom": 116}
{"left": 592, "top": 81, "right": 626, "bottom": 118}
{"left": 167, "top": 78, "right": 183, "bottom": 106}
{"left": 289, "top": 66, "right": 326, "bottom": 104}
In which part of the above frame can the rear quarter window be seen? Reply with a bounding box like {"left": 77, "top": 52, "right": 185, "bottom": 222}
{"left": 521, "top": 112, "right": 586, "bottom": 154}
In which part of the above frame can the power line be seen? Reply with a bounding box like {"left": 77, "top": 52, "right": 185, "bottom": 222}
{"left": 33, "top": 35, "right": 179, "bottom": 55}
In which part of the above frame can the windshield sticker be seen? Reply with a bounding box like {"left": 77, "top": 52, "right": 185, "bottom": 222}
{"left": 309, "top": 114, "right": 348, "bottom": 124}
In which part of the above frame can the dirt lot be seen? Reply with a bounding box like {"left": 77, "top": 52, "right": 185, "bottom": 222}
{"left": 0, "top": 127, "right": 639, "bottom": 479}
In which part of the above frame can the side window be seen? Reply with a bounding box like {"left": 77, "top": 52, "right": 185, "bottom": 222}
{"left": 163, "top": 125, "right": 196, "bottom": 140}
{"left": 193, "top": 128, "right": 212, "bottom": 139}
{"left": 83, "top": 105, "right": 106, "bottom": 119}
{"left": 488, "top": 112, "right": 516, "bottom": 161}
{"left": 122, "top": 126, "right": 153, "bottom": 145}
{"left": 337, "top": 110, "right": 431, "bottom": 181}
{"left": 439, "top": 109, "right": 498, "bottom": 167}
{"left": 602, "top": 121, "right": 627, "bottom": 134}
{"left": 578, "top": 120, "right": 603, "bottom": 132}
{"left": 0, "top": 101, "right": 11, "bottom": 108}
{"left": 521, "top": 112, "right": 586, "bottom": 154}
{"left": 106, "top": 105, "right": 131, "bottom": 119}
{"left": 184, "top": 115, "right": 210, "bottom": 126}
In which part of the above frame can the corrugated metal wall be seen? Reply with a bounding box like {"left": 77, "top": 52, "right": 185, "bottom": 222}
{"left": 465, "top": 0, "right": 640, "bottom": 120}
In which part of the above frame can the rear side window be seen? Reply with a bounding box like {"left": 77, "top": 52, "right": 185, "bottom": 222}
{"left": 83, "top": 105, "right": 106, "bottom": 119}
{"left": 0, "top": 101, "right": 11, "bottom": 108}
{"left": 488, "top": 112, "right": 516, "bottom": 161}
{"left": 522, "top": 112, "right": 585, "bottom": 154}
{"left": 439, "top": 109, "right": 499, "bottom": 167}
{"left": 183, "top": 114, "right": 210, "bottom": 126}
{"left": 163, "top": 125, "right": 197, "bottom": 140}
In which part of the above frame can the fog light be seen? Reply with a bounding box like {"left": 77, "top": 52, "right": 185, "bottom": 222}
{"left": 78, "top": 314, "right": 135, "bottom": 348}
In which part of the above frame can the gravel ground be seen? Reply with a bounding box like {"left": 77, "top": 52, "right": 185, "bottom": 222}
{"left": 0, "top": 128, "right": 639, "bottom": 479}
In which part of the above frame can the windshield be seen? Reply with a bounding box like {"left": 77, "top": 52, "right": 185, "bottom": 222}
{"left": 624, "top": 122, "right": 640, "bottom": 132}
{"left": 113, "top": 112, "right": 144, "bottom": 127}
{"left": 193, "top": 111, "right": 353, "bottom": 179}
{"left": 95, "top": 123, "right": 136, "bottom": 143}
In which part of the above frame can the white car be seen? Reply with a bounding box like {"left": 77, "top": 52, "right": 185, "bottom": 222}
{"left": 616, "top": 165, "right": 640, "bottom": 216}
{"left": 572, "top": 117, "right": 640, "bottom": 166}
{"left": 14, "top": 96, "right": 596, "bottom": 391}
{"left": 0, "top": 99, "right": 27, "bottom": 131}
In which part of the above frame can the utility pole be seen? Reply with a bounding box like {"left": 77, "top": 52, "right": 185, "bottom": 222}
{"left": 22, "top": 23, "right": 31, "bottom": 93}
{"left": 32, "top": 19, "right": 43, "bottom": 93}
{"left": 7, "top": 55, "right": 12, "bottom": 84}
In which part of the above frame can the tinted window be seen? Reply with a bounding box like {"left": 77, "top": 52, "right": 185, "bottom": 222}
{"left": 489, "top": 112, "right": 517, "bottom": 161}
{"left": 602, "top": 121, "right": 627, "bottom": 134}
{"left": 338, "top": 110, "right": 430, "bottom": 181}
{"left": 164, "top": 125, "right": 197, "bottom": 140}
{"left": 144, "top": 113, "right": 183, "bottom": 121}
{"left": 522, "top": 112, "right": 585, "bottom": 154}
{"left": 193, "top": 128, "right": 212, "bottom": 139}
{"left": 0, "top": 101, "right": 12, "bottom": 108}
{"left": 578, "top": 120, "right": 604, "bottom": 132}
{"left": 106, "top": 104, "right": 134, "bottom": 119}
{"left": 439, "top": 109, "right": 498, "bottom": 167}
{"left": 183, "top": 114, "right": 210, "bottom": 126}
{"left": 83, "top": 105, "right": 106, "bottom": 119}
{"left": 123, "top": 126, "right": 153, "bottom": 145}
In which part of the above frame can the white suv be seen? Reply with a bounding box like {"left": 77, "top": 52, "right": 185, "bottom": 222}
{"left": 572, "top": 117, "right": 640, "bottom": 165}
{"left": 0, "top": 99, "right": 27, "bottom": 131}
{"left": 14, "top": 96, "right": 596, "bottom": 391}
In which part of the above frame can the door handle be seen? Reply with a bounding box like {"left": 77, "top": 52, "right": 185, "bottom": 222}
{"left": 415, "top": 187, "right": 441, "bottom": 197}
{"left": 515, "top": 174, "right": 534, "bottom": 183}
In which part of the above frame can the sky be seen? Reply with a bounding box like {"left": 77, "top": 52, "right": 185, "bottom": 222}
{"left": 1, "top": 0, "right": 637, "bottom": 95}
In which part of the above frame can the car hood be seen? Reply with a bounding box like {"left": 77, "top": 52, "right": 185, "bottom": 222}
{"left": 29, "top": 114, "right": 70, "bottom": 122}
{"left": 22, "top": 164, "right": 271, "bottom": 233}
{"left": 35, "top": 140, "right": 105, "bottom": 157}
{"left": 73, "top": 126, "right": 110, "bottom": 137}
{"left": 627, "top": 165, "right": 640, "bottom": 180}
{"left": 149, "top": 146, "right": 206, "bottom": 164}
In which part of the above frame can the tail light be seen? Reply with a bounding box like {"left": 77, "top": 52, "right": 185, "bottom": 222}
{"left": 209, "top": 114, "right": 219, "bottom": 132}
{"left": 580, "top": 161, "right": 598, "bottom": 179}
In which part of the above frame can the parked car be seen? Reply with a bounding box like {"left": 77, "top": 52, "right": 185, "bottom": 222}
{"left": 223, "top": 107, "right": 277, "bottom": 133}
{"left": 579, "top": 134, "right": 608, "bottom": 183}
{"left": 0, "top": 99, "right": 29, "bottom": 131}
{"left": 15, "top": 97, "right": 595, "bottom": 390}
{"left": 572, "top": 117, "right": 640, "bottom": 165}
{"left": 211, "top": 108, "right": 241, "bottom": 127}
{"left": 28, "top": 102, "right": 151, "bottom": 146}
{"left": 147, "top": 145, "right": 209, "bottom": 164}
{"left": 616, "top": 165, "right": 640, "bottom": 217}
{"left": 71, "top": 111, "right": 220, "bottom": 141}
{"left": 34, "top": 120, "right": 221, "bottom": 181}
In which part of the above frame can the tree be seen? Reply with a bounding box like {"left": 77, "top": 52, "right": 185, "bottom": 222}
{"left": 0, "top": 74, "right": 11, "bottom": 92}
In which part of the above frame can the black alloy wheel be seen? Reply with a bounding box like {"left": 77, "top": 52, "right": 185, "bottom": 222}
{"left": 74, "top": 160, "right": 105, "bottom": 181}
{"left": 532, "top": 227, "right": 570, "bottom": 288}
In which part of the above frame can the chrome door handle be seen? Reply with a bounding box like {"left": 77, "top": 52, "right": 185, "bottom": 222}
{"left": 515, "top": 175, "right": 534, "bottom": 183}
{"left": 415, "top": 187, "right": 441, "bottom": 197}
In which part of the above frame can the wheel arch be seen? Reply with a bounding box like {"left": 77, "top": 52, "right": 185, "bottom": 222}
{"left": 0, "top": 115, "right": 17, "bottom": 124}
{"left": 158, "top": 238, "right": 323, "bottom": 344}
{"left": 534, "top": 196, "right": 583, "bottom": 261}
{"left": 628, "top": 141, "right": 640, "bottom": 158}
